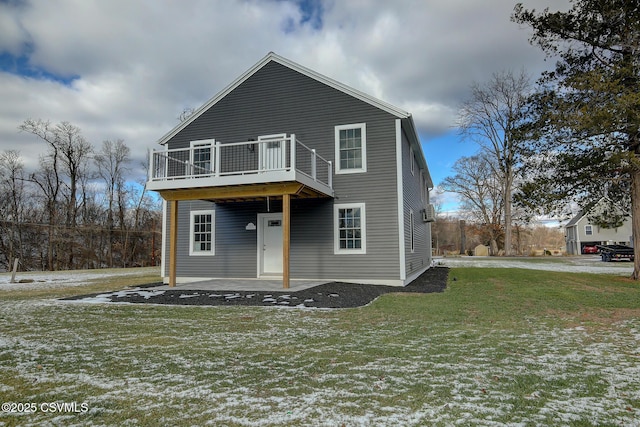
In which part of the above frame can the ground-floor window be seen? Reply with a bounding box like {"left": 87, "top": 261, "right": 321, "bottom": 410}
{"left": 190, "top": 210, "right": 215, "bottom": 256}
{"left": 334, "top": 203, "right": 366, "bottom": 254}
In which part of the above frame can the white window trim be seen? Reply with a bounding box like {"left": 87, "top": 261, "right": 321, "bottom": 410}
{"left": 190, "top": 138, "right": 215, "bottom": 148}
{"left": 334, "top": 202, "right": 366, "bottom": 254}
{"left": 409, "top": 209, "right": 415, "bottom": 253}
{"left": 190, "top": 209, "right": 215, "bottom": 256}
{"left": 585, "top": 224, "right": 593, "bottom": 236}
{"left": 335, "top": 123, "right": 367, "bottom": 174}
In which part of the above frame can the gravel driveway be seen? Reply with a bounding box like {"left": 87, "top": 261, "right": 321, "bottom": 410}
{"left": 437, "top": 255, "right": 634, "bottom": 275}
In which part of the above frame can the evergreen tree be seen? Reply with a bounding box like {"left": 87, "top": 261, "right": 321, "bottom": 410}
{"left": 513, "top": 0, "right": 640, "bottom": 278}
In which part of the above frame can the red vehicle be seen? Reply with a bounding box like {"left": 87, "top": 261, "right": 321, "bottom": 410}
{"left": 582, "top": 245, "right": 599, "bottom": 254}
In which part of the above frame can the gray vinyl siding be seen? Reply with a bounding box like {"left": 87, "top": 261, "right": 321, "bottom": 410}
{"left": 164, "top": 200, "right": 260, "bottom": 278}
{"left": 401, "top": 127, "right": 431, "bottom": 276}
{"left": 164, "top": 196, "right": 399, "bottom": 282}
{"left": 163, "top": 61, "right": 405, "bottom": 282}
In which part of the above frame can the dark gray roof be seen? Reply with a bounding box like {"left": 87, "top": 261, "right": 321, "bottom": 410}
{"left": 565, "top": 211, "right": 585, "bottom": 227}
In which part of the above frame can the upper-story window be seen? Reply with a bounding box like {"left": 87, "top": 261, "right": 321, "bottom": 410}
{"left": 190, "top": 139, "right": 214, "bottom": 176}
{"left": 585, "top": 225, "right": 593, "bottom": 235}
{"left": 335, "top": 123, "right": 367, "bottom": 174}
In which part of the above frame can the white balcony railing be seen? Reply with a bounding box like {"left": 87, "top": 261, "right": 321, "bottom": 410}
{"left": 147, "top": 134, "right": 333, "bottom": 194}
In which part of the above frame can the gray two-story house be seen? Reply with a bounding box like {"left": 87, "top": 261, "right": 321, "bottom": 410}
{"left": 147, "top": 52, "right": 434, "bottom": 288}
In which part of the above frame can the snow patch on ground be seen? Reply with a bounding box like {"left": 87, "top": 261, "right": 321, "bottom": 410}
{"left": 0, "top": 264, "right": 638, "bottom": 425}
{"left": 0, "top": 268, "right": 158, "bottom": 291}
{"left": 1, "top": 298, "right": 638, "bottom": 426}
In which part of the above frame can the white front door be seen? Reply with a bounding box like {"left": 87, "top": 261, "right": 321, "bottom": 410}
{"left": 259, "top": 134, "right": 286, "bottom": 171}
{"left": 258, "top": 213, "right": 283, "bottom": 276}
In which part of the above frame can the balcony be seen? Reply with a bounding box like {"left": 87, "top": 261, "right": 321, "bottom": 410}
{"left": 147, "top": 134, "right": 334, "bottom": 200}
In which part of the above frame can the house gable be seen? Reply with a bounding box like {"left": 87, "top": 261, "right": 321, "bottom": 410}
{"left": 159, "top": 52, "right": 409, "bottom": 143}
{"left": 158, "top": 52, "right": 431, "bottom": 184}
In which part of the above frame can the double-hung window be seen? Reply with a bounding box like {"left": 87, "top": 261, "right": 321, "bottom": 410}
{"left": 190, "top": 139, "right": 214, "bottom": 176}
{"left": 334, "top": 203, "right": 366, "bottom": 254}
{"left": 585, "top": 225, "right": 593, "bottom": 236}
{"left": 190, "top": 210, "right": 215, "bottom": 256}
{"left": 335, "top": 123, "right": 367, "bottom": 174}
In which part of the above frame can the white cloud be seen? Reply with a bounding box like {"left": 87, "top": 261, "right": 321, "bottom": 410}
{"left": 0, "top": 2, "right": 28, "bottom": 55}
{"left": 0, "top": 0, "right": 567, "bottom": 182}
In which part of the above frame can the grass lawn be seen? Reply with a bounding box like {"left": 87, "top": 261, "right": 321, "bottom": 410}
{"left": 1, "top": 265, "right": 639, "bottom": 426}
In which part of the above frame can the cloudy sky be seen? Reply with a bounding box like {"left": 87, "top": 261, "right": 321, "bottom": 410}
{"left": 0, "top": 0, "right": 566, "bottom": 212}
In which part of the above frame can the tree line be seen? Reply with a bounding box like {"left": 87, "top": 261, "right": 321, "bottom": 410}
{"left": 431, "top": 215, "right": 565, "bottom": 257}
{"left": 439, "top": 0, "right": 640, "bottom": 278}
{"left": 0, "top": 119, "right": 161, "bottom": 272}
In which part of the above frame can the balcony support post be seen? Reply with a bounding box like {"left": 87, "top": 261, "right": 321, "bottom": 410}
{"left": 282, "top": 193, "right": 291, "bottom": 289}
{"left": 169, "top": 200, "right": 178, "bottom": 288}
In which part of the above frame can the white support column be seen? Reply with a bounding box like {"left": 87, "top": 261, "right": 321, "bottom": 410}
{"left": 282, "top": 193, "right": 291, "bottom": 289}
{"left": 169, "top": 200, "right": 178, "bottom": 288}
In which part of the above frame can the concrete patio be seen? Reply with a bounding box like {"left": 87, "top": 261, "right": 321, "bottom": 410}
{"left": 148, "top": 278, "right": 330, "bottom": 292}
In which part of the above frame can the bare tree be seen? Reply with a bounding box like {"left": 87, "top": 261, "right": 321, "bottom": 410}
{"left": 28, "top": 154, "right": 61, "bottom": 270}
{"left": 178, "top": 107, "right": 196, "bottom": 122}
{"left": 53, "top": 122, "right": 93, "bottom": 232}
{"left": 457, "top": 69, "right": 531, "bottom": 255}
{"left": 94, "top": 139, "right": 131, "bottom": 266}
{"left": 441, "top": 153, "right": 504, "bottom": 254}
{"left": 19, "top": 119, "right": 93, "bottom": 269}
{"left": 0, "top": 150, "right": 26, "bottom": 268}
{"left": 9, "top": 118, "right": 162, "bottom": 272}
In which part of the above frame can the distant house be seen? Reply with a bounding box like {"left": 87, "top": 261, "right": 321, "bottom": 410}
{"left": 146, "top": 52, "right": 435, "bottom": 288}
{"left": 565, "top": 199, "right": 632, "bottom": 254}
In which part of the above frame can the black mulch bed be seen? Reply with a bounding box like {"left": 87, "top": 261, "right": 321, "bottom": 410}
{"left": 64, "top": 267, "right": 448, "bottom": 309}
